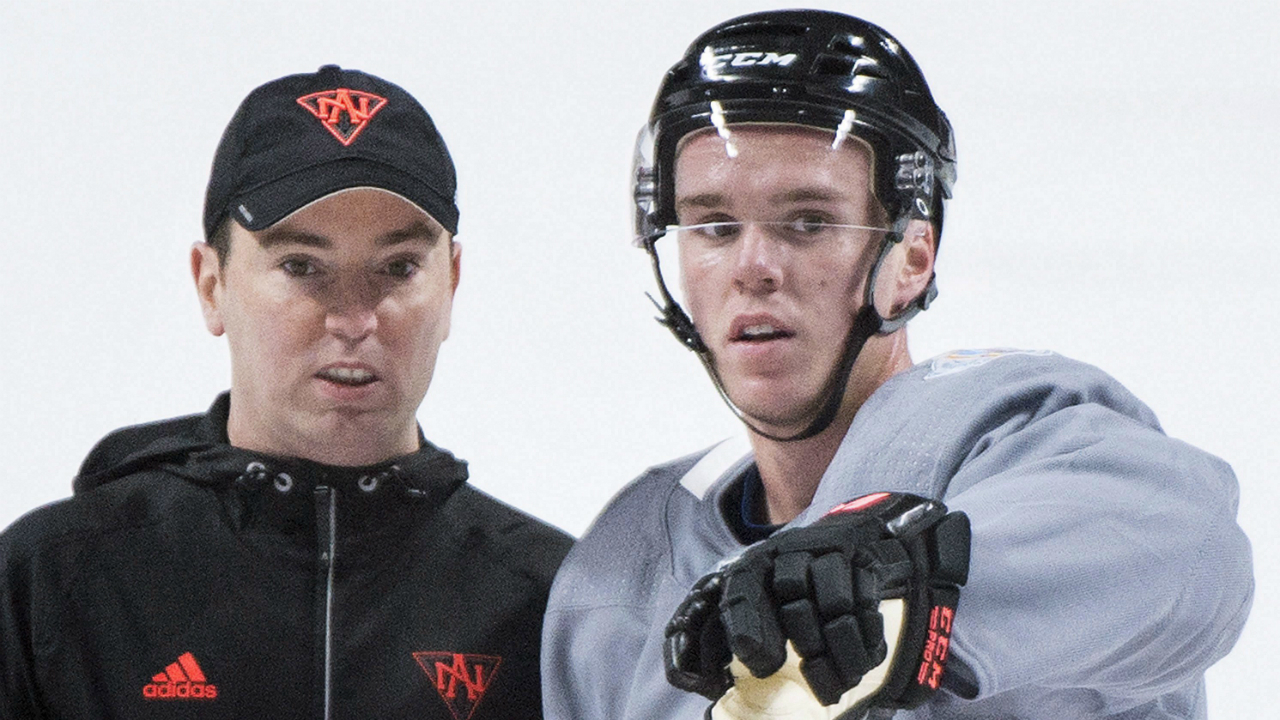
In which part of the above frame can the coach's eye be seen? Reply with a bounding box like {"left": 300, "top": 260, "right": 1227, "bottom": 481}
{"left": 383, "top": 259, "right": 420, "bottom": 279}
{"left": 280, "top": 258, "right": 318, "bottom": 277}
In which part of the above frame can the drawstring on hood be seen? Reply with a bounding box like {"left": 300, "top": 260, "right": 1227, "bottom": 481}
{"left": 72, "top": 393, "right": 468, "bottom": 543}
{"left": 74, "top": 393, "right": 467, "bottom": 501}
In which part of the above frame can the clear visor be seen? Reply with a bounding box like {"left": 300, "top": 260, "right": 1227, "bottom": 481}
{"left": 645, "top": 119, "right": 894, "bottom": 314}
{"left": 633, "top": 105, "right": 895, "bottom": 246}
{"left": 651, "top": 219, "right": 895, "bottom": 320}
{"left": 669, "top": 219, "right": 889, "bottom": 244}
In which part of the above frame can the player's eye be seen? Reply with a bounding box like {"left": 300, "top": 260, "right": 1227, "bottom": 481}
{"left": 784, "top": 214, "right": 834, "bottom": 234}
{"left": 675, "top": 217, "right": 741, "bottom": 242}
{"left": 770, "top": 213, "right": 842, "bottom": 244}
{"left": 698, "top": 222, "right": 740, "bottom": 239}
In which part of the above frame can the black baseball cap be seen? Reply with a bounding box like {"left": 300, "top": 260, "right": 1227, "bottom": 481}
{"left": 203, "top": 64, "right": 458, "bottom": 239}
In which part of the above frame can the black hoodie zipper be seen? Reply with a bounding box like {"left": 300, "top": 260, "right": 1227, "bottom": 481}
{"left": 313, "top": 485, "right": 337, "bottom": 720}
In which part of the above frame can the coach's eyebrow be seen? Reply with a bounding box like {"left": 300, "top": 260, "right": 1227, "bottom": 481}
{"left": 254, "top": 219, "right": 444, "bottom": 250}
{"left": 256, "top": 228, "right": 331, "bottom": 250}
{"left": 377, "top": 219, "right": 445, "bottom": 247}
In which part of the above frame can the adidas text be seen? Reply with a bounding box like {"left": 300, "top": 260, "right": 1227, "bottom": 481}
{"left": 142, "top": 681, "right": 218, "bottom": 700}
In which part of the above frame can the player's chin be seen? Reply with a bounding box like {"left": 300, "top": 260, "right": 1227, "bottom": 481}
{"left": 731, "top": 384, "right": 826, "bottom": 435}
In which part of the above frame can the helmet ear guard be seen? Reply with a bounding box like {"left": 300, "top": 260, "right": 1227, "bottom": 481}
{"left": 877, "top": 148, "right": 944, "bottom": 331}
{"left": 895, "top": 150, "right": 942, "bottom": 225}
{"left": 631, "top": 122, "right": 663, "bottom": 248}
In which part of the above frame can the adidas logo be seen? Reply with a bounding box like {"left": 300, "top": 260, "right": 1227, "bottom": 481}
{"left": 142, "top": 652, "right": 218, "bottom": 700}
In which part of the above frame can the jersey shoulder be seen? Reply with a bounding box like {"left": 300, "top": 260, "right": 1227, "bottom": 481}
{"left": 548, "top": 444, "right": 727, "bottom": 611}
{"left": 807, "top": 349, "right": 1165, "bottom": 517}
{"left": 907, "top": 348, "right": 1160, "bottom": 428}
{"left": 919, "top": 348, "right": 1113, "bottom": 388}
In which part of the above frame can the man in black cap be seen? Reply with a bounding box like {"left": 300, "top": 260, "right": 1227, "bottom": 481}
{"left": 0, "top": 65, "right": 572, "bottom": 720}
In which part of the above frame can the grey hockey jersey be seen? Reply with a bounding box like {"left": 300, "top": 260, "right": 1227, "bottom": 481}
{"left": 542, "top": 350, "right": 1253, "bottom": 719}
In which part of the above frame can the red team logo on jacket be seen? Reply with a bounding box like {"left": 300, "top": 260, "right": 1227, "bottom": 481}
{"left": 414, "top": 651, "right": 501, "bottom": 720}
{"left": 142, "top": 652, "right": 217, "bottom": 700}
{"left": 296, "top": 88, "right": 388, "bottom": 146}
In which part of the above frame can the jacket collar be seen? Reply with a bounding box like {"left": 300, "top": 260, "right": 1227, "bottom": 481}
{"left": 74, "top": 392, "right": 469, "bottom": 515}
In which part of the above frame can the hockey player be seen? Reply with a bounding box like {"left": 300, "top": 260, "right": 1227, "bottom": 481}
{"left": 542, "top": 10, "right": 1252, "bottom": 720}
{"left": 0, "top": 65, "right": 572, "bottom": 719}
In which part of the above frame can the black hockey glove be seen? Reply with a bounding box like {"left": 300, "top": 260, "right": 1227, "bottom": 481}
{"left": 664, "top": 492, "right": 970, "bottom": 717}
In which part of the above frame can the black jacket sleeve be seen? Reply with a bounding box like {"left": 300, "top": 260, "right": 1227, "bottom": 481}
{"left": 0, "top": 521, "right": 46, "bottom": 720}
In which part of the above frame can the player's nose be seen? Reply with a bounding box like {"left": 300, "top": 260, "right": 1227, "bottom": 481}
{"left": 731, "top": 222, "right": 784, "bottom": 294}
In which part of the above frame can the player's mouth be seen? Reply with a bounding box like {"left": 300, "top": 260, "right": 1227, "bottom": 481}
{"left": 730, "top": 316, "right": 795, "bottom": 343}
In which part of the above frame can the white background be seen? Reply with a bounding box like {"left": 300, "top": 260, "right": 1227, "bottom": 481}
{"left": 1, "top": 0, "right": 1275, "bottom": 713}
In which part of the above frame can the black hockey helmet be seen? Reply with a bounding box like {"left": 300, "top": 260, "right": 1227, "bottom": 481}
{"left": 633, "top": 9, "right": 956, "bottom": 244}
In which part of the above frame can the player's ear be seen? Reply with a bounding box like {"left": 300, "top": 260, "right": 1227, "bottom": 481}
{"left": 191, "top": 242, "right": 226, "bottom": 337}
{"left": 887, "top": 219, "right": 936, "bottom": 316}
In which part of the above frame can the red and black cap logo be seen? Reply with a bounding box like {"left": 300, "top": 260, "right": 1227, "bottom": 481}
{"left": 296, "top": 89, "right": 388, "bottom": 146}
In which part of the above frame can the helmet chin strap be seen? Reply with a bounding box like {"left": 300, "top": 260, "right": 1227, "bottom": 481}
{"left": 644, "top": 230, "right": 937, "bottom": 443}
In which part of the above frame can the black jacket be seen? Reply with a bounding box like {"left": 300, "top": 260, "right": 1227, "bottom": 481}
{"left": 0, "top": 394, "right": 573, "bottom": 719}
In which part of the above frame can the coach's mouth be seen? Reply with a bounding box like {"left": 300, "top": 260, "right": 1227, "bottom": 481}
{"left": 316, "top": 365, "right": 378, "bottom": 386}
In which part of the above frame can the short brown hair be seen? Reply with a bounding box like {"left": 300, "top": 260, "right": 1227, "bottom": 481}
{"left": 207, "top": 219, "right": 232, "bottom": 266}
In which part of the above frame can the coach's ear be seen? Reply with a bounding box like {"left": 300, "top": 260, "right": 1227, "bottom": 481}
{"left": 191, "top": 243, "right": 226, "bottom": 337}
